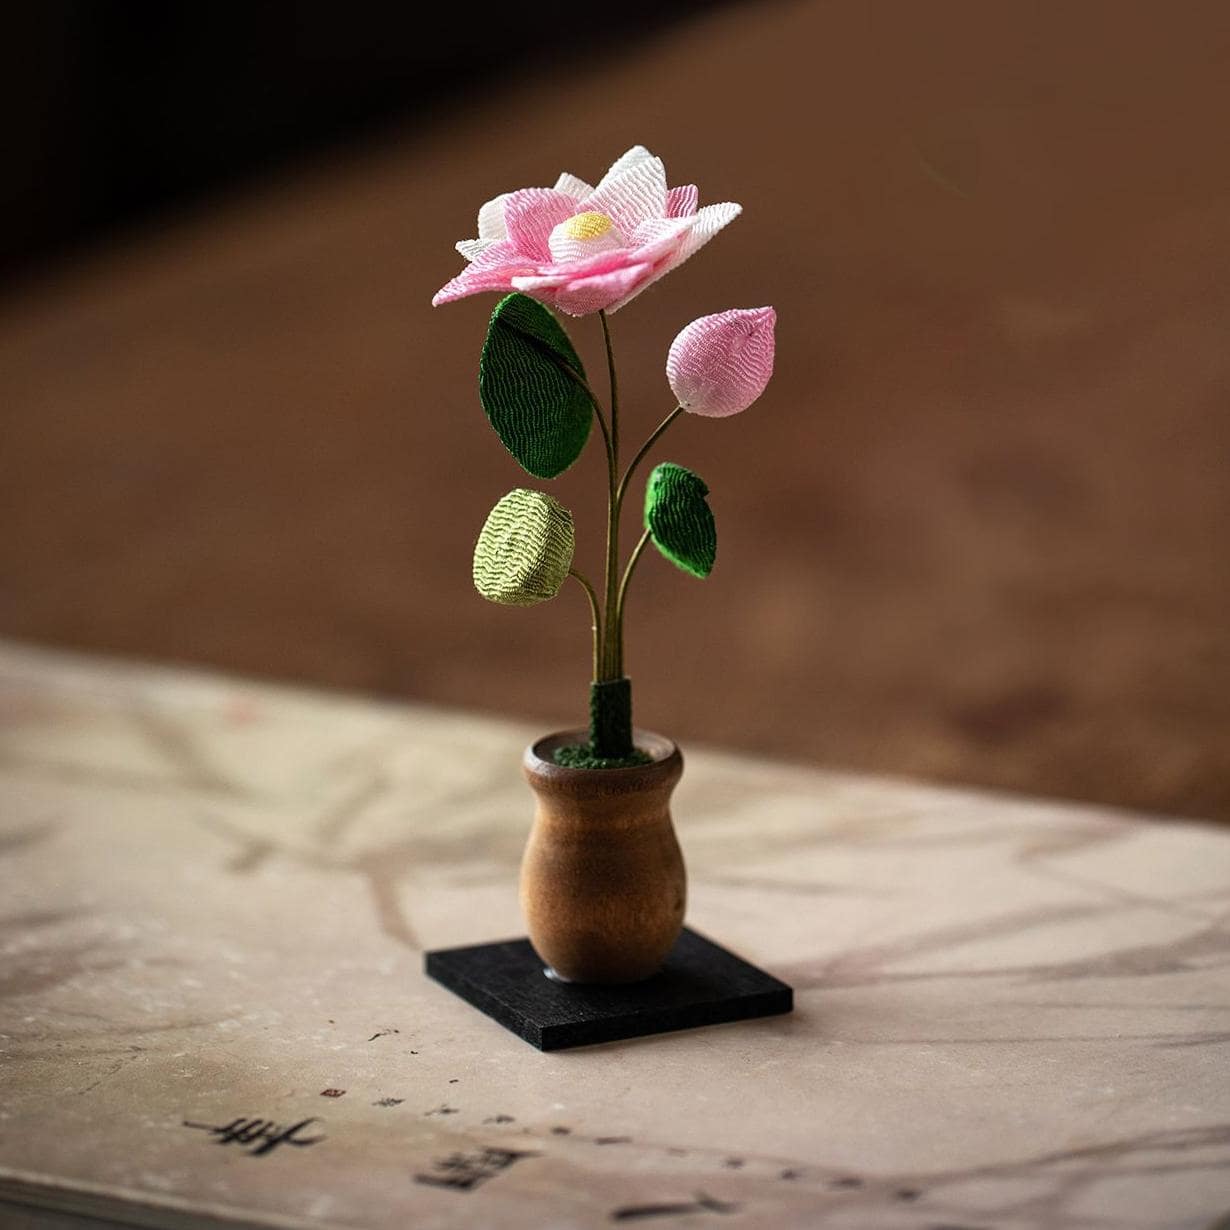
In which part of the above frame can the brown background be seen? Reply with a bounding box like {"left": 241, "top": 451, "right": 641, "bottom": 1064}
{"left": 2, "top": 1, "right": 1228, "bottom": 819}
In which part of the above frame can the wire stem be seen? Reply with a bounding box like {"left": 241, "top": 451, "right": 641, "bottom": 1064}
{"left": 551, "top": 345, "right": 614, "bottom": 476}
{"left": 599, "top": 310, "right": 621, "bottom": 679}
{"left": 614, "top": 528, "right": 651, "bottom": 635}
{"left": 592, "top": 398, "right": 614, "bottom": 475}
{"left": 568, "top": 569, "right": 602, "bottom": 681}
{"left": 616, "top": 405, "right": 683, "bottom": 506}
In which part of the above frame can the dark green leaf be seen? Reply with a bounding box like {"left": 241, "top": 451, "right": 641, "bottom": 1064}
{"left": 479, "top": 293, "right": 592, "bottom": 479}
{"left": 644, "top": 462, "right": 716, "bottom": 578}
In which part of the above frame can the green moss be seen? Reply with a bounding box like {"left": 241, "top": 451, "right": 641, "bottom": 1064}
{"left": 552, "top": 744, "right": 652, "bottom": 771}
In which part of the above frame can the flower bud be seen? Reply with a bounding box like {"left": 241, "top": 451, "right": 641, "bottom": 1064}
{"left": 666, "top": 307, "right": 776, "bottom": 418}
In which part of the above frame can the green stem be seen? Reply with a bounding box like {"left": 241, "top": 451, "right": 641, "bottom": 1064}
{"left": 601, "top": 311, "right": 619, "bottom": 465}
{"left": 599, "top": 310, "right": 621, "bottom": 680}
{"left": 551, "top": 345, "right": 614, "bottom": 482}
{"left": 568, "top": 569, "right": 602, "bottom": 681}
{"left": 588, "top": 312, "right": 632, "bottom": 758}
{"left": 603, "top": 405, "right": 685, "bottom": 678}
{"left": 614, "top": 528, "right": 651, "bottom": 636}
{"left": 616, "top": 405, "right": 683, "bottom": 507}
{"left": 591, "top": 395, "right": 614, "bottom": 480}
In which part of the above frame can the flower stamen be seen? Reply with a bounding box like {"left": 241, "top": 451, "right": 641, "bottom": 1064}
{"left": 561, "top": 211, "right": 614, "bottom": 241}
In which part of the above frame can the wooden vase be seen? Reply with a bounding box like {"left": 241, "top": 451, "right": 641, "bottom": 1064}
{"left": 520, "top": 729, "right": 686, "bottom": 984}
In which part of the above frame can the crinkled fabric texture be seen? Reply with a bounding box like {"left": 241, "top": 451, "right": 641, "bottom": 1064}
{"left": 553, "top": 744, "right": 651, "bottom": 770}
{"left": 553, "top": 678, "right": 648, "bottom": 767}
{"left": 433, "top": 146, "right": 741, "bottom": 316}
{"left": 588, "top": 676, "right": 634, "bottom": 760}
{"left": 644, "top": 462, "right": 716, "bottom": 579}
{"left": 667, "top": 307, "right": 776, "bottom": 418}
{"left": 473, "top": 489, "right": 575, "bottom": 605}
{"left": 479, "top": 293, "right": 592, "bottom": 479}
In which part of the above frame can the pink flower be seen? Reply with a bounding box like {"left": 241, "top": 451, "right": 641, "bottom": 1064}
{"left": 432, "top": 146, "right": 741, "bottom": 317}
{"left": 666, "top": 307, "right": 776, "bottom": 417}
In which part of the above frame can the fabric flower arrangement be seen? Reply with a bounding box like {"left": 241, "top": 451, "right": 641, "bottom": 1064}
{"left": 434, "top": 146, "right": 740, "bottom": 317}
{"left": 434, "top": 146, "right": 775, "bottom": 766}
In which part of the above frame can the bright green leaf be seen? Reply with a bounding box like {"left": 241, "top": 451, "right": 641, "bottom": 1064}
{"left": 479, "top": 293, "right": 592, "bottom": 479}
{"left": 644, "top": 462, "right": 716, "bottom": 579}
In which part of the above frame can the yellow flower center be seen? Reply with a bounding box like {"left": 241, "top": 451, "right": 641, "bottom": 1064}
{"left": 560, "top": 211, "right": 614, "bottom": 241}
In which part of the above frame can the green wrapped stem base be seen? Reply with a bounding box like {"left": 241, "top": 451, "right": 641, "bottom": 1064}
{"left": 590, "top": 677, "right": 633, "bottom": 759}
{"left": 549, "top": 677, "right": 648, "bottom": 769}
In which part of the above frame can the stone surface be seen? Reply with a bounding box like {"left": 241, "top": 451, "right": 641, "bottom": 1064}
{"left": 425, "top": 929, "right": 793, "bottom": 1050}
{"left": 1, "top": 640, "right": 1229, "bottom": 1228}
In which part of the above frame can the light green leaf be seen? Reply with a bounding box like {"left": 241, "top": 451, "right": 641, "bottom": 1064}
{"left": 473, "top": 488, "right": 575, "bottom": 605}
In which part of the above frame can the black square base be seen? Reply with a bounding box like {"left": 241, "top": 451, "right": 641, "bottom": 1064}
{"left": 424, "top": 928, "right": 793, "bottom": 1050}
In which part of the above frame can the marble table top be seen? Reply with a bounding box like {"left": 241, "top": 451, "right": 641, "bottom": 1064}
{"left": 1, "top": 641, "right": 1228, "bottom": 1230}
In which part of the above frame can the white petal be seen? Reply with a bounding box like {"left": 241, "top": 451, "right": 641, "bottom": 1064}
{"left": 511, "top": 272, "right": 568, "bottom": 291}
{"left": 677, "top": 201, "right": 742, "bottom": 260}
{"left": 553, "top": 171, "right": 594, "bottom": 200}
{"left": 455, "top": 238, "right": 490, "bottom": 262}
{"left": 593, "top": 146, "right": 656, "bottom": 193}
{"left": 581, "top": 156, "right": 668, "bottom": 236}
{"left": 477, "top": 193, "right": 510, "bottom": 241}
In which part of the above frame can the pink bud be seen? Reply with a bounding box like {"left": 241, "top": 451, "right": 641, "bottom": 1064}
{"left": 666, "top": 307, "right": 776, "bottom": 418}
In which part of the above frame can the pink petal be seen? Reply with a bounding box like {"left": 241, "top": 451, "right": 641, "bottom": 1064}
{"left": 602, "top": 207, "right": 740, "bottom": 313}
{"left": 502, "top": 189, "right": 581, "bottom": 260}
{"left": 432, "top": 241, "right": 528, "bottom": 306}
{"left": 666, "top": 185, "right": 699, "bottom": 217}
{"left": 583, "top": 220, "right": 693, "bottom": 313}
{"left": 600, "top": 260, "right": 677, "bottom": 313}
{"left": 547, "top": 263, "right": 653, "bottom": 316}
{"left": 599, "top": 228, "right": 696, "bottom": 314}
{"left": 512, "top": 247, "right": 639, "bottom": 292}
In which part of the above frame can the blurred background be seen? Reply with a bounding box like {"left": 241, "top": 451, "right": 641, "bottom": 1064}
{"left": 2, "top": 1, "right": 1228, "bottom": 820}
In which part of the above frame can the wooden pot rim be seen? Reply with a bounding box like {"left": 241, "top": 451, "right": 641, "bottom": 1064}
{"left": 523, "top": 728, "right": 682, "bottom": 794}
